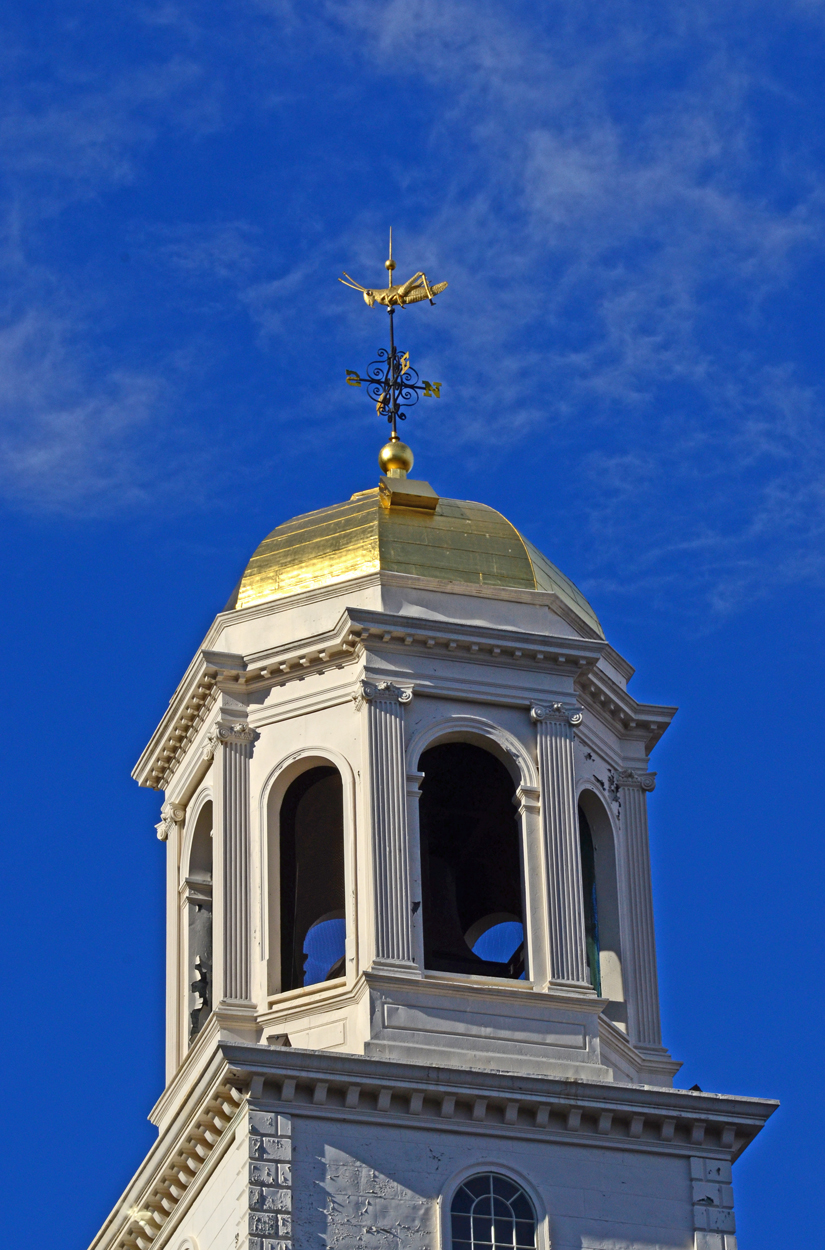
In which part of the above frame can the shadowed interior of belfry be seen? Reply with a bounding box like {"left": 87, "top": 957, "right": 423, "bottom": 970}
{"left": 279, "top": 766, "right": 346, "bottom": 992}
{"left": 419, "top": 743, "right": 525, "bottom": 978}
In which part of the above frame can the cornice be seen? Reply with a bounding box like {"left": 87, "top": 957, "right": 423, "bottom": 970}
{"left": 135, "top": 605, "right": 605, "bottom": 791}
{"left": 221, "top": 1042, "right": 776, "bottom": 1164}
{"left": 600, "top": 643, "right": 636, "bottom": 684}
{"left": 575, "top": 664, "right": 677, "bottom": 753}
{"left": 347, "top": 607, "right": 604, "bottom": 673}
{"left": 90, "top": 1040, "right": 246, "bottom": 1250}
{"left": 224, "top": 567, "right": 605, "bottom": 641}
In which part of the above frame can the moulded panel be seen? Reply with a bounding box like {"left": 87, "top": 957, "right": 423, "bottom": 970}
{"left": 382, "top": 1002, "right": 587, "bottom": 1050}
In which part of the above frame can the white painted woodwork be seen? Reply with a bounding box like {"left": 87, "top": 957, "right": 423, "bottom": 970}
{"left": 532, "top": 702, "right": 590, "bottom": 986}
{"left": 85, "top": 541, "right": 776, "bottom": 1250}
{"left": 210, "top": 719, "right": 256, "bottom": 1006}
{"left": 357, "top": 680, "right": 417, "bottom": 972}
{"left": 619, "top": 768, "right": 663, "bottom": 1048}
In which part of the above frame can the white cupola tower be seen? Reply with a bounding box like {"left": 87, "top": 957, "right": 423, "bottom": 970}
{"left": 90, "top": 465, "right": 776, "bottom": 1250}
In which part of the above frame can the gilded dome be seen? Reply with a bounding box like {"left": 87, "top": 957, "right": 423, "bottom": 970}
{"left": 231, "top": 485, "right": 603, "bottom": 639}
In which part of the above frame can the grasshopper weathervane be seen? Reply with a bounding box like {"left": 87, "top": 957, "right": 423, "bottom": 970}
{"left": 340, "top": 230, "right": 446, "bottom": 443}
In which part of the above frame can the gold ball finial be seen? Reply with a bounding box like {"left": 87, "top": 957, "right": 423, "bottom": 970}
{"left": 385, "top": 258, "right": 396, "bottom": 273}
{"left": 378, "top": 432, "right": 414, "bottom": 478}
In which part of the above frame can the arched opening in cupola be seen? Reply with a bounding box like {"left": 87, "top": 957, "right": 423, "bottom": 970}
{"left": 578, "top": 790, "right": 625, "bottom": 1025}
{"left": 418, "top": 742, "right": 525, "bottom": 979}
{"left": 277, "top": 766, "right": 346, "bottom": 993}
{"left": 185, "top": 799, "right": 213, "bottom": 1045}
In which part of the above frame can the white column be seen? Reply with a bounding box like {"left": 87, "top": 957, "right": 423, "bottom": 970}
{"left": 356, "top": 680, "right": 418, "bottom": 975}
{"left": 532, "top": 701, "right": 590, "bottom": 987}
{"left": 618, "top": 768, "right": 662, "bottom": 1047}
{"left": 157, "top": 801, "right": 185, "bottom": 1077}
{"left": 206, "top": 720, "right": 257, "bottom": 1007}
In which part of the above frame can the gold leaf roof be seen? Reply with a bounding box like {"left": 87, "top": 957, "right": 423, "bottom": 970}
{"left": 231, "top": 487, "right": 603, "bottom": 638}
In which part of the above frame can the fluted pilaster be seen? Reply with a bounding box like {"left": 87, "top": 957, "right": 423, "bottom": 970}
{"left": 356, "top": 680, "right": 417, "bottom": 972}
{"left": 532, "top": 702, "right": 590, "bottom": 986}
{"left": 206, "top": 719, "right": 257, "bottom": 1004}
{"left": 618, "top": 769, "right": 662, "bottom": 1046}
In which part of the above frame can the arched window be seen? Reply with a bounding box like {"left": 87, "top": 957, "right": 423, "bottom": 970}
{"left": 579, "top": 804, "right": 601, "bottom": 994}
{"left": 451, "top": 1174, "right": 537, "bottom": 1250}
{"left": 578, "top": 792, "right": 625, "bottom": 1024}
{"left": 185, "top": 800, "right": 212, "bottom": 1045}
{"left": 419, "top": 742, "right": 525, "bottom": 979}
{"left": 278, "top": 766, "right": 345, "bottom": 993}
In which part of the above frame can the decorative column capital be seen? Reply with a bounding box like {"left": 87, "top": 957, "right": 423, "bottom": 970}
{"left": 156, "top": 800, "right": 186, "bottom": 841}
{"left": 531, "top": 700, "right": 583, "bottom": 727}
{"left": 203, "top": 720, "right": 258, "bottom": 761}
{"left": 618, "top": 768, "right": 657, "bottom": 792}
{"left": 354, "top": 679, "right": 413, "bottom": 711}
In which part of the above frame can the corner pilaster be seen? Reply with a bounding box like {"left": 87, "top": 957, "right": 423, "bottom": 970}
{"left": 617, "top": 768, "right": 662, "bottom": 1047}
{"left": 532, "top": 701, "right": 590, "bottom": 987}
{"left": 207, "top": 718, "right": 258, "bottom": 1011}
{"left": 356, "top": 680, "right": 418, "bottom": 975}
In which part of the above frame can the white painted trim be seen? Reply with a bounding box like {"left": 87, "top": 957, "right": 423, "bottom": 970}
{"left": 576, "top": 779, "right": 619, "bottom": 838}
{"left": 406, "top": 713, "right": 538, "bottom": 790}
{"left": 258, "top": 747, "right": 358, "bottom": 996}
{"left": 577, "top": 782, "right": 627, "bottom": 1016}
{"left": 438, "top": 1162, "right": 551, "bottom": 1250}
{"left": 181, "top": 786, "right": 214, "bottom": 880}
{"left": 177, "top": 787, "right": 214, "bottom": 1069}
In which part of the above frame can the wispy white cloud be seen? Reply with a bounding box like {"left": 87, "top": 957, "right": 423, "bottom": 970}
{"left": 2, "top": 0, "right": 825, "bottom": 619}
{"left": 0, "top": 21, "right": 227, "bottom": 512}
{"left": 0, "top": 307, "right": 166, "bottom": 512}
{"left": 299, "top": 0, "right": 825, "bottom": 619}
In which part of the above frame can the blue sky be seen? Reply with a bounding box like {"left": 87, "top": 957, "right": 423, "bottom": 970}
{"left": 1, "top": 2, "right": 822, "bottom": 1246}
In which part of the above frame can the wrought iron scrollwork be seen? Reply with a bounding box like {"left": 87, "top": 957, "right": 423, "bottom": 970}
{"left": 346, "top": 307, "right": 441, "bottom": 439}
{"left": 363, "top": 346, "right": 422, "bottom": 421}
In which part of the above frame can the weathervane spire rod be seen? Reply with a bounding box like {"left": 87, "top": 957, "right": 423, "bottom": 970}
{"left": 340, "top": 233, "right": 447, "bottom": 477}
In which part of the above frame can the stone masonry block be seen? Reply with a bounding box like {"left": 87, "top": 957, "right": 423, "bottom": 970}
{"left": 691, "top": 1158, "right": 733, "bottom": 1185}
{"left": 250, "top": 1135, "right": 292, "bottom": 1162}
{"left": 248, "top": 1238, "right": 291, "bottom": 1250}
{"left": 249, "top": 1161, "right": 292, "bottom": 1187}
{"left": 695, "top": 1236, "right": 726, "bottom": 1250}
{"left": 250, "top": 1213, "right": 287, "bottom": 1238}
{"left": 248, "top": 1109, "right": 292, "bottom": 1135}
{"left": 694, "top": 1206, "right": 735, "bottom": 1233}
{"left": 249, "top": 1111, "right": 280, "bottom": 1135}
{"left": 692, "top": 1182, "right": 724, "bottom": 1207}
{"left": 250, "top": 1186, "right": 292, "bottom": 1212}
{"left": 250, "top": 1163, "right": 285, "bottom": 1186}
